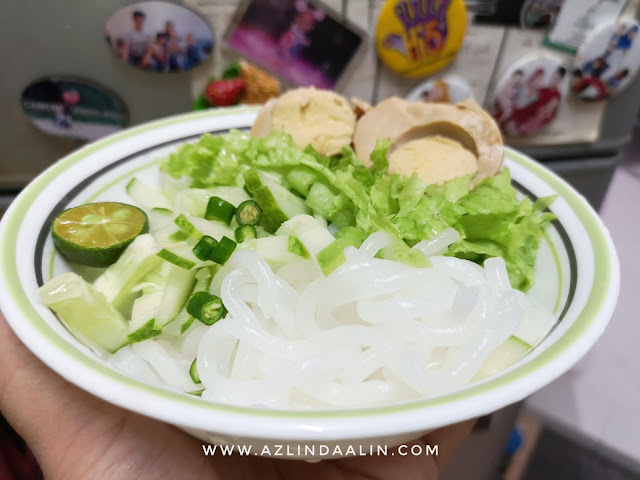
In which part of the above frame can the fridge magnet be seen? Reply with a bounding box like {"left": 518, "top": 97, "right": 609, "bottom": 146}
{"left": 474, "top": 0, "right": 562, "bottom": 28}
{"left": 20, "top": 77, "right": 128, "bottom": 142}
{"left": 545, "top": 0, "right": 627, "bottom": 53}
{"left": 375, "top": 0, "right": 467, "bottom": 78}
{"left": 406, "top": 75, "right": 472, "bottom": 103}
{"left": 193, "top": 60, "right": 281, "bottom": 110}
{"left": 571, "top": 18, "right": 640, "bottom": 101}
{"left": 491, "top": 53, "right": 568, "bottom": 136}
{"left": 105, "top": 1, "right": 214, "bottom": 73}
{"left": 225, "top": 0, "right": 365, "bottom": 89}
{"left": 519, "top": 0, "right": 563, "bottom": 29}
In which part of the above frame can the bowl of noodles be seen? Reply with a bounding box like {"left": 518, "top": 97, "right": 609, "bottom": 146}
{"left": 0, "top": 93, "right": 619, "bottom": 459}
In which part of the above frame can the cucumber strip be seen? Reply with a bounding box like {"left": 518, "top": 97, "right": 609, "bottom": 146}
{"left": 157, "top": 242, "right": 216, "bottom": 270}
{"left": 174, "top": 187, "right": 250, "bottom": 217}
{"left": 151, "top": 207, "right": 173, "bottom": 216}
{"left": 317, "top": 241, "right": 347, "bottom": 276}
{"left": 474, "top": 336, "right": 532, "bottom": 381}
{"left": 169, "top": 230, "right": 191, "bottom": 242}
{"left": 286, "top": 166, "right": 319, "bottom": 196}
{"left": 243, "top": 169, "right": 310, "bottom": 228}
{"left": 163, "top": 271, "right": 212, "bottom": 336}
{"left": 288, "top": 235, "right": 311, "bottom": 259}
{"left": 189, "top": 359, "right": 201, "bottom": 384}
{"left": 187, "top": 389, "right": 205, "bottom": 396}
{"left": 39, "top": 272, "right": 129, "bottom": 353}
{"left": 305, "top": 182, "right": 341, "bottom": 220}
{"left": 243, "top": 235, "right": 302, "bottom": 265}
{"left": 127, "top": 318, "right": 162, "bottom": 344}
{"left": 277, "top": 215, "right": 334, "bottom": 255}
{"left": 126, "top": 177, "right": 172, "bottom": 210}
{"left": 174, "top": 214, "right": 203, "bottom": 241}
{"left": 93, "top": 234, "right": 161, "bottom": 312}
{"left": 155, "top": 265, "right": 197, "bottom": 327}
{"left": 184, "top": 215, "right": 235, "bottom": 241}
{"left": 157, "top": 248, "right": 196, "bottom": 270}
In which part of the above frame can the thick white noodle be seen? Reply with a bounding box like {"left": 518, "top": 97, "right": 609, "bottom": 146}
{"left": 122, "top": 228, "right": 552, "bottom": 409}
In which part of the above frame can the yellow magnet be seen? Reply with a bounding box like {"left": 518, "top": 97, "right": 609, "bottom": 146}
{"left": 375, "top": 0, "right": 467, "bottom": 78}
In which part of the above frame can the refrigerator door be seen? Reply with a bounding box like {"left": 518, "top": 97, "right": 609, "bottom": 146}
{"left": 0, "top": 0, "right": 195, "bottom": 189}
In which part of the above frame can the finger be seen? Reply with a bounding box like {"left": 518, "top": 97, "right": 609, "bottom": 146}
{"left": 423, "top": 418, "right": 477, "bottom": 471}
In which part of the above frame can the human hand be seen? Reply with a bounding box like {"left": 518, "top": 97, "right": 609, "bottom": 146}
{"left": 0, "top": 313, "right": 474, "bottom": 479}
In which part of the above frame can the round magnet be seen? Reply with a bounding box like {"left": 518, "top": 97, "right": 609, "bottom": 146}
{"left": 406, "top": 75, "right": 472, "bottom": 103}
{"left": 491, "top": 53, "right": 567, "bottom": 137}
{"left": 519, "top": 0, "right": 563, "bottom": 29}
{"left": 105, "top": 2, "right": 214, "bottom": 73}
{"left": 21, "top": 77, "right": 128, "bottom": 141}
{"left": 375, "top": 0, "right": 467, "bottom": 78}
{"left": 571, "top": 18, "right": 640, "bottom": 101}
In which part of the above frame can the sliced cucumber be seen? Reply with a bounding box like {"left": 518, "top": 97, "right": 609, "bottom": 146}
{"left": 288, "top": 235, "right": 310, "bottom": 259}
{"left": 163, "top": 270, "right": 213, "bottom": 336}
{"left": 93, "top": 234, "right": 161, "bottom": 312}
{"left": 189, "top": 359, "right": 201, "bottom": 384}
{"left": 277, "top": 215, "right": 335, "bottom": 255}
{"left": 316, "top": 241, "right": 347, "bottom": 276}
{"left": 286, "top": 166, "right": 318, "bottom": 196}
{"left": 126, "top": 177, "right": 172, "bottom": 210}
{"left": 157, "top": 242, "right": 216, "bottom": 270}
{"left": 305, "top": 182, "right": 341, "bottom": 220}
{"left": 174, "top": 214, "right": 203, "bottom": 241}
{"left": 175, "top": 187, "right": 250, "bottom": 217}
{"left": 243, "top": 169, "right": 310, "bottom": 227}
{"left": 474, "top": 336, "right": 532, "bottom": 381}
{"left": 512, "top": 305, "right": 557, "bottom": 347}
{"left": 39, "top": 272, "right": 129, "bottom": 353}
{"left": 128, "top": 262, "right": 196, "bottom": 341}
{"left": 179, "top": 214, "right": 235, "bottom": 242}
{"left": 243, "top": 236, "right": 302, "bottom": 265}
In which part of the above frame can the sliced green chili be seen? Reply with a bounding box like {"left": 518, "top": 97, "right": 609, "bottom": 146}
{"left": 234, "top": 225, "right": 257, "bottom": 243}
{"left": 235, "top": 200, "right": 262, "bottom": 226}
{"left": 186, "top": 291, "right": 227, "bottom": 325}
{"left": 205, "top": 197, "right": 235, "bottom": 224}
{"left": 192, "top": 235, "right": 218, "bottom": 261}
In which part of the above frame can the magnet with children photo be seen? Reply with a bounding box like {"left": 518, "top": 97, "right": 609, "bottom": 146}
{"left": 571, "top": 18, "right": 640, "bottom": 101}
{"left": 105, "top": 1, "right": 214, "bottom": 73}
{"left": 226, "top": 0, "right": 363, "bottom": 88}
{"left": 491, "top": 54, "right": 568, "bottom": 137}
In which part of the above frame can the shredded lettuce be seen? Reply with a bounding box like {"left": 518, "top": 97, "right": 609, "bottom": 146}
{"left": 161, "top": 129, "right": 556, "bottom": 291}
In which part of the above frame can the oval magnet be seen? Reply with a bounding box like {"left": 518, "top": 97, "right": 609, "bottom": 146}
{"left": 490, "top": 53, "right": 567, "bottom": 136}
{"left": 375, "top": 0, "right": 467, "bottom": 78}
{"left": 21, "top": 77, "right": 128, "bottom": 142}
{"left": 105, "top": 1, "right": 214, "bottom": 73}
{"left": 406, "top": 75, "right": 472, "bottom": 103}
{"left": 571, "top": 17, "right": 640, "bottom": 101}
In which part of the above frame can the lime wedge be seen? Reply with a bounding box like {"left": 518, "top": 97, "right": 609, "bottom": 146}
{"left": 52, "top": 202, "right": 148, "bottom": 267}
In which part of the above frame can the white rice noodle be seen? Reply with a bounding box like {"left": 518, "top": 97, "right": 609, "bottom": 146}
{"left": 185, "top": 229, "right": 551, "bottom": 409}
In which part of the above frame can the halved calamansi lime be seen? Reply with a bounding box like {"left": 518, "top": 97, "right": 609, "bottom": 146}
{"left": 51, "top": 202, "right": 148, "bottom": 267}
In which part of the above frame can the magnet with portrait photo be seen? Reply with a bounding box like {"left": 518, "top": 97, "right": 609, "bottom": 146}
{"left": 571, "top": 18, "right": 640, "bottom": 101}
{"left": 105, "top": 1, "right": 214, "bottom": 73}
{"left": 491, "top": 53, "right": 568, "bottom": 137}
{"left": 21, "top": 77, "right": 128, "bottom": 142}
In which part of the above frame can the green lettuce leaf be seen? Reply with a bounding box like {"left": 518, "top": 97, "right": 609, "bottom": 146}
{"left": 161, "top": 130, "right": 555, "bottom": 291}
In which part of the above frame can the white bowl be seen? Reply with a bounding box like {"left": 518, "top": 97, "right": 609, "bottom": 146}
{"left": 0, "top": 106, "right": 619, "bottom": 459}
